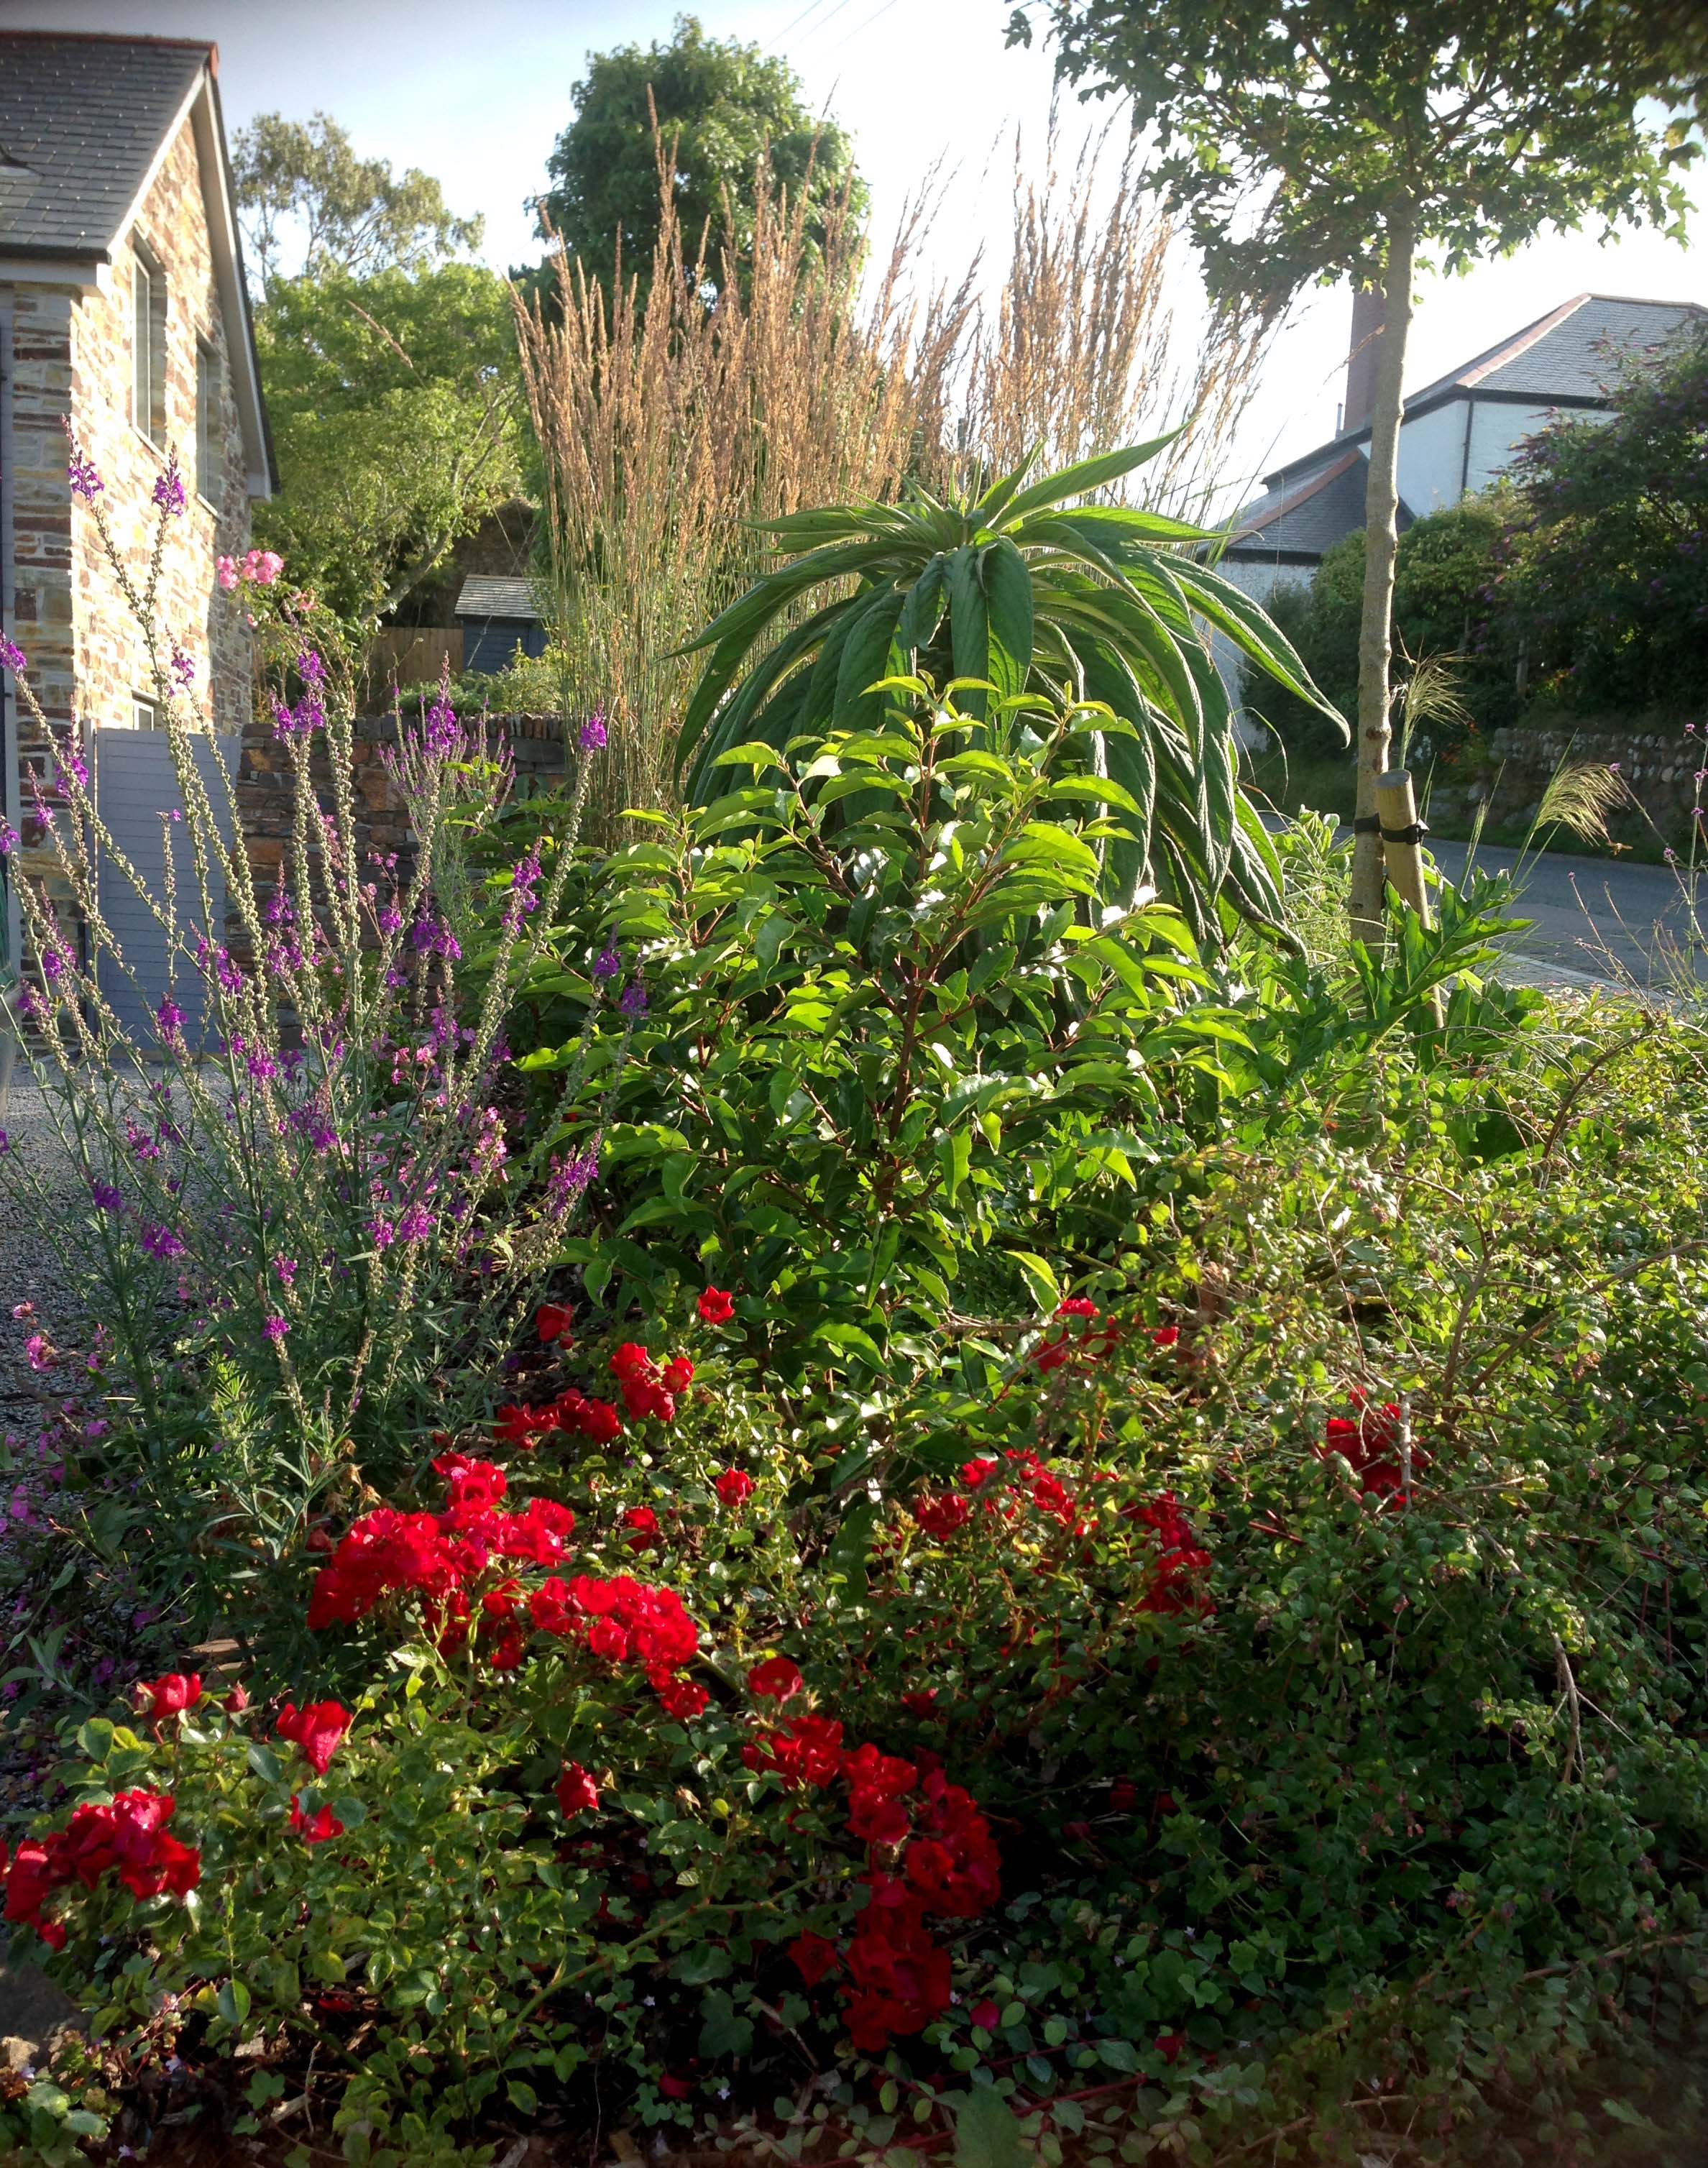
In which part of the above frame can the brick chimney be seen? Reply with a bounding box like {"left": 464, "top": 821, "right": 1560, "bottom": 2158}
{"left": 1343, "top": 283, "right": 1386, "bottom": 434}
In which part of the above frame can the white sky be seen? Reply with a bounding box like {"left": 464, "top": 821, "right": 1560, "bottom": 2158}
{"left": 5, "top": 0, "right": 1702, "bottom": 505}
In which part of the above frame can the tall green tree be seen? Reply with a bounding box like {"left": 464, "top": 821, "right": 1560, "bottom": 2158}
{"left": 1010, "top": 0, "right": 1702, "bottom": 942}
{"left": 536, "top": 14, "right": 866, "bottom": 296}
{"left": 233, "top": 111, "right": 485, "bottom": 289}
{"left": 253, "top": 265, "right": 523, "bottom": 629}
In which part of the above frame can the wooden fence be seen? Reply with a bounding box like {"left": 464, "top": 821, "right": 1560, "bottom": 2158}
{"left": 360, "top": 628, "right": 464, "bottom": 706}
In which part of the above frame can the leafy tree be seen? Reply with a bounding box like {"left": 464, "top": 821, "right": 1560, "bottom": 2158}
{"left": 1244, "top": 497, "right": 1518, "bottom": 758}
{"left": 253, "top": 265, "right": 523, "bottom": 629}
{"left": 674, "top": 441, "right": 1339, "bottom": 941}
{"left": 1013, "top": 0, "right": 1702, "bottom": 940}
{"left": 1499, "top": 321, "right": 1708, "bottom": 714}
{"left": 233, "top": 111, "right": 485, "bottom": 289}
{"left": 536, "top": 14, "right": 866, "bottom": 296}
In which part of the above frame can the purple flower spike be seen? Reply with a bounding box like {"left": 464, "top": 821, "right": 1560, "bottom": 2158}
{"left": 592, "top": 945, "right": 621, "bottom": 981}
{"left": 152, "top": 459, "right": 186, "bottom": 518}
{"left": 619, "top": 980, "right": 648, "bottom": 1020}
{"left": 68, "top": 447, "right": 104, "bottom": 500}
{"left": 91, "top": 1182, "right": 124, "bottom": 1213}
{"left": 579, "top": 708, "right": 607, "bottom": 753}
{"left": 170, "top": 646, "right": 196, "bottom": 691}
{"left": 262, "top": 1314, "right": 289, "bottom": 1343}
{"left": 0, "top": 638, "right": 26, "bottom": 678}
{"left": 140, "top": 1224, "right": 186, "bottom": 1260}
{"left": 155, "top": 996, "right": 185, "bottom": 1042}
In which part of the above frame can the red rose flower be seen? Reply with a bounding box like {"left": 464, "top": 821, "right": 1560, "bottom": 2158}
{"left": 649, "top": 1668, "right": 710, "bottom": 1720}
{"left": 662, "top": 1356, "right": 694, "bottom": 1397}
{"left": 697, "top": 1285, "right": 735, "bottom": 1325}
{"left": 913, "top": 1492, "right": 971, "bottom": 1540}
{"left": 225, "top": 1684, "right": 249, "bottom": 1714}
{"left": 536, "top": 1302, "right": 574, "bottom": 1346}
{"left": 1108, "top": 1778, "right": 1139, "bottom": 1812}
{"left": 556, "top": 1762, "right": 600, "bottom": 1820}
{"left": 275, "top": 1700, "right": 352, "bottom": 1777}
{"left": 1057, "top": 1296, "right": 1098, "bottom": 1318}
{"left": 623, "top": 1505, "right": 661, "bottom": 1551}
{"left": 137, "top": 1673, "right": 201, "bottom": 1719}
{"left": 659, "top": 2073, "right": 694, "bottom": 2100}
{"left": 789, "top": 1931, "right": 840, "bottom": 1985}
{"left": 714, "top": 1468, "right": 754, "bottom": 1510}
{"left": 970, "top": 1998, "right": 1001, "bottom": 2031}
{"left": 1152, "top": 1325, "right": 1180, "bottom": 1348}
{"left": 961, "top": 1458, "right": 998, "bottom": 1488}
{"left": 748, "top": 1656, "right": 804, "bottom": 1702}
{"left": 288, "top": 1796, "right": 344, "bottom": 1847}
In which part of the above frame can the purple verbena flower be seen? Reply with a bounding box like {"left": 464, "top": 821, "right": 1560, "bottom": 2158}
{"left": 261, "top": 1315, "right": 289, "bottom": 1343}
{"left": 0, "top": 638, "right": 26, "bottom": 677}
{"left": 170, "top": 646, "right": 196, "bottom": 691}
{"left": 274, "top": 1257, "right": 297, "bottom": 1287}
{"left": 67, "top": 447, "right": 103, "bottom": 500}
{"left": 545, "top": 1145, "right": 600, "bottom": 1218}
{"left": 140, "top": 1225, "right": 186, "bottom": 1260}
{"left": 579, "top": 707, "right": 607, "bottom": 753}
{"left": 397, "top": 1204, "right": 434, "bottom": 1244}
{"left": 619, "top": 980, "right": 648, "bottom": 1020}
{"left": 90, "top": 1182, "right": 124, "bottom": 1213}
{"left": 592, "top": 945, "right": 621, "bottom": 982}
{"left": 155, "top": 997, "right": 185, "bottom": 1041}
{"left": 423, "top": 692, "right": 460, "bottom": 758}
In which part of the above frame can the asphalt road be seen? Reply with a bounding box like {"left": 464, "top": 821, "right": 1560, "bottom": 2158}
{"left": 1425, "top": 837, "right": 1704, "bottom": 992}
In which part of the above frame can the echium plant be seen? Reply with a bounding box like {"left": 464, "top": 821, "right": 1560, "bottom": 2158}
{"left": 0, "top": 441, "right": 629, "bottom": 1642}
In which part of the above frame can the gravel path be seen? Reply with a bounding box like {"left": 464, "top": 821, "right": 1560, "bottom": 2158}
{"left": 0, "top": 1065, "right": 83, "bottom": 1417}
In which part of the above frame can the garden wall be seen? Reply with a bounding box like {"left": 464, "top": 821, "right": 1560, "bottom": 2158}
{"left": 1429, "top": 717, "right": 1705, "bottom": 842}
{"left": 234, "top": 711, "right": 571, "bottom": 887}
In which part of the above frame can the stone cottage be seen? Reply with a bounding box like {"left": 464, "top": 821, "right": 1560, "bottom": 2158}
{"left": 0, "top": 30, "right": 274, "bottom": 986}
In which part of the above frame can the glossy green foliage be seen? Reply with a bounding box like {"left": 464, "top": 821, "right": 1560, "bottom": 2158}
{"left": 525, "top": 681, "right": 1255, "bottom": 1392}
{"left": 674, "top": 442, "right": 1342, "bottom": 940}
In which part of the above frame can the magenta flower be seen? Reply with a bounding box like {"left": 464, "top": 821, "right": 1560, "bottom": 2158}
{"left": 579, "top": 708, "right": 607, "bottom": 753}
{"left": 262, "top": 1315, "right": 289, "bottom": 1343}
{"left": 68, "top": 447, "right": 104, "bottom": 499}
{"left": 152, "top": 459, "right": 186, "bottom": 517}
{"left": 0, "top": 638, "right": 25, "bottom": 677}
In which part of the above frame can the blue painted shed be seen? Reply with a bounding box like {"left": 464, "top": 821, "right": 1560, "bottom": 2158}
{"left": 455, "top": 576, "right": 548, "bottom": 675}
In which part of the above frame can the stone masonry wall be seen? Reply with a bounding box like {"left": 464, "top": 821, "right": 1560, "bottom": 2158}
{"left": 4, "top": 106, "right": 253, "bottom": 965}
{"left": 1430, "top": 718, "right": 1707, "bottom": 846}
{"left": 70, "top": 110, "right": 253, "bottom": 736}
{"left": 235, "top": 712, "right": 572, "bottom": 899}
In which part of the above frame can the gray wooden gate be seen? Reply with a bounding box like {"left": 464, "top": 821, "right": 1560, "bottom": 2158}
{"left": 93, "top": 728, "right": 233, "bottom": 1044}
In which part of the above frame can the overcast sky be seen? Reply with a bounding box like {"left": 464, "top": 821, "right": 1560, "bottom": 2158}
{"left": 6, "top": 0, "right": 1702, "bottom": 501}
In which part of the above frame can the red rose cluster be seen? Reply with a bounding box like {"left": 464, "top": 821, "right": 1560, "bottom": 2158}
{"left": 910, "top": 1446, "right": 1088, "bottom": 1542}
{"left": 1, "top": 1790, "right": 198, "bottom": 1949}
{"left": 528, "top": 1571, "right": 707, "bottom": 1717}
{"left": 494, "top": 1341, "right": 694, "bottom": 1451}
{"left": 1127, "top": 1491, "right": 1215, "bottom": 1616}
{"left": 307, "top": 1453, "right": 577, "bottom": 1634}
{"left": 1317, "top": 1392, "right": 1424, "bottom": 1504}
{"left": 307, "top": 1454, "right": 708, "bottom": 1713}
{"left": 746, "top": 1671, "right": 1001, "bottom": 2052}
{"left": 1034, "top": 1297, "right": 1180, "bottom": 1376}
{"left": 610, "top": 1343, "right": 693, "bottom": 1423}
{"left": 137, "top": 1672, "right": 201, "bottom": 1719}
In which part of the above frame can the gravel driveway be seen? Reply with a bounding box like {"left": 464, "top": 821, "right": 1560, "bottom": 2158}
{"left": 0, "top": 1065, "right": 83, "bottom": 1416}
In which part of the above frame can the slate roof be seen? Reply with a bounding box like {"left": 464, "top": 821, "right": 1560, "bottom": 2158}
{"left": 1405, "top": 293, "right": 1706, "bottom": 408}
{"left": 0, "top": 34, "right": 208, "bottom": 261}
{"left": 1226, "top": 449, "right": 1417, "bottom": 561}
{"left": 456, "top": 576, "right": 542, "bottom": 622}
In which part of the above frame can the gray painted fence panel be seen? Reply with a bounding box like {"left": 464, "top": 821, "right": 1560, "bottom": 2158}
{"left": 93, "top": 729, "right": 232, "bottom": 1044}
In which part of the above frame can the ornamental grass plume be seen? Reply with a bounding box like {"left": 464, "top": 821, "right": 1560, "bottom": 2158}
{"left": 0, "top": 447, "right": 636, "bottom": 1643}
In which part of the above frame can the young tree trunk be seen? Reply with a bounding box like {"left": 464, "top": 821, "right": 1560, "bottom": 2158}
{"left": 1348, "top": 206, "right": 1417, "bottom": 948}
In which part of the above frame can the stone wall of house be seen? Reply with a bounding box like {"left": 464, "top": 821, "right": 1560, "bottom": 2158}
{"left": 4, "top": 106, "right": 254, "bottom": 973}
{"left": 70, "top": 109, "right": 253, "bottom": 737}
{"left": 234, "top": 712, "right": 572, "bottom": 897}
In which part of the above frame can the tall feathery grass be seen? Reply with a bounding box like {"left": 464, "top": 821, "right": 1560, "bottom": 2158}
{"left": 514, "top": 121, "right": 1268, "bottom": 835}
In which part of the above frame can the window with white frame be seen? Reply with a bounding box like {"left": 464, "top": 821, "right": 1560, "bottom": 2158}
{"left": 132, "top": 241, "right": 167, "bottom": 446}
{"left": 132, "top": 694, "right": 162, "bottom": 732}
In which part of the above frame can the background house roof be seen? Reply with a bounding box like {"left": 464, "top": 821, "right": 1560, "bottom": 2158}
{"left": 1405, "top": 293, "right": 1707, "bottom": 408}
{"left": 1228, "top": 451, "right": 1414, "bottom": 561}
{"left": 456, "top": 576, "right": 541, "bottom": 621}
{"left": 0, "top": 34, "right": 207, "bottom": 260}
{"left": 1263, "top": 292, "right": 1707, "bottom": 492}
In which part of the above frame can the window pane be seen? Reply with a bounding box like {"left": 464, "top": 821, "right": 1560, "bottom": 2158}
{"left": 196, "top": 344, "right": 212, "bottom": 495}
{"left": 133, "top": 258, "right": 151, "bottom": 429}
